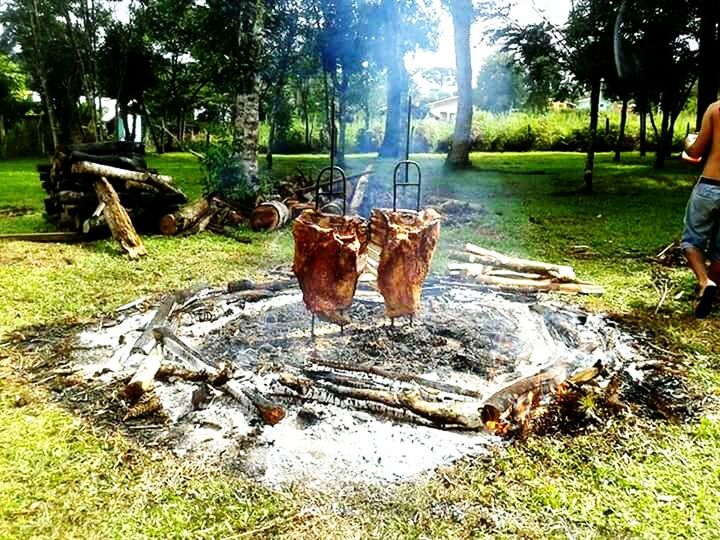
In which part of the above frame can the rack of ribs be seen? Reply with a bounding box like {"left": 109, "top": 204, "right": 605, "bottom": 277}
{"left": 292, "top": 209, "right": 368, "bottom": 324}
{"left": 370, "top": 208, "right": 441, "bottom": 318}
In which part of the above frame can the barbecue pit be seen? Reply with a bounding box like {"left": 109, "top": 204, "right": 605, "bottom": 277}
{"left": 50, "top": 273, "right": 681, "bottom": 490}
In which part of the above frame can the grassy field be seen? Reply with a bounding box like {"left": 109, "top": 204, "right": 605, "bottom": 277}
{"left": 1, "top": 151, "right": 719, "bottom": 538}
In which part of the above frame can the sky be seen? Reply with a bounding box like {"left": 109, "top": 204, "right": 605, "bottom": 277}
{"left": 407, "top": 0, "right": 573, "bottom": 88}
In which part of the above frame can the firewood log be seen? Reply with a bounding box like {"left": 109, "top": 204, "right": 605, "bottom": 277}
{"left": 464, "top": 243, "right": 577, "bottom": 282}
{"left": 68, "top": 151, "right": 146, "bottom": 171}
{"left": 250, "top": 200, "right": 289, "bottom": 232}
{"left": 449, "top": 272, "right": 605, "bottom": 295}
{"left": 94, "top": 177, "right": 147, "bottom": 259}
{"left": 159, "top": 198, "right": 211, "bottom": 236}
{"left": 278, "top": 372, "right": 484, "bottom": 429}
{"left": 73, "top": 161, "right": 185, "bottom": 200}
{"left": 124, "top": 349, "right": 163, "bottom": 399}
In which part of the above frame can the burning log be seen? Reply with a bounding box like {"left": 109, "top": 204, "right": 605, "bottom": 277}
{"left": 224, "top": 380, "right": 286, "bottom": 425}
{"left": 370, "top": 208, "right": 441, "bottom": 318}
{"left": 94, "top": 177, "right": 147, "bottom": 259}
{"left": 159, "top": 198, "right": 211, "bottom": 236}
{"left": 226, "top": 278, "right": 296, "bottom": 294}
{"left": 292, "top": 209, "right": 368, "bottom": 324}
{"left": 250, "top": 200, "right": 289, "bottom": 232}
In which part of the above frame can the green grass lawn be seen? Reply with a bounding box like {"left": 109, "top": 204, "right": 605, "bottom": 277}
{"left": 1, "top": 151, "right": 719, "bottom": 539}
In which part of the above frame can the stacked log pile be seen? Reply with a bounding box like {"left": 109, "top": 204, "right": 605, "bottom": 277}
{"left": 448, "top": 243, "right": 605, "bottom": 295}
{"left": 40, "top": 142, "right": 187, "bottom": 233}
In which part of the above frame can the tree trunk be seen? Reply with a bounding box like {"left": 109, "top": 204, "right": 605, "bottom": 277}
{"left": 583, "top": 77, "right": 601, "bottom": 192}
{"left": 614, "top": 96, "right": 629, "bottom": 162}
{"left": 233, "top": 91, "right": 260, "bottom": 179}
{"left": 446, "top": 0, "right": 474, "bottom": 169}
{"left": 159, "top": 198, "right": 211, "bottom": 236}
{"left": 655, "top": 101, "right": 671, "bottom": 169}
{"left": 338, "top": 81, "right": 347, "bottom": 167}
{"left": 378, "top": 0, "right": 409, "bottom": 159}
{"left": 0, "top": 115, "right": 6, "bottom": 160}
{"left": 639, "top": 109, "right": 647, "bottom": 157}
{"left": 696, "top": 0, "right": 720, "bottom": 130}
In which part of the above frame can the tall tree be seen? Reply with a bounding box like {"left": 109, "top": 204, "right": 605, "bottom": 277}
{"left": 375, "top": 0, "right": 437, "bottom": 158}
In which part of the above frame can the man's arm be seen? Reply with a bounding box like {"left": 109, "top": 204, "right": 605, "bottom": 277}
{"left": 686, "top": 104, "right": 715, "bottom": 158}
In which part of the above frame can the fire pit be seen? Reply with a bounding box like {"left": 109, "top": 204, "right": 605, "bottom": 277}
{"left": 52, "top": 273, "right": 682, "bottom": 490}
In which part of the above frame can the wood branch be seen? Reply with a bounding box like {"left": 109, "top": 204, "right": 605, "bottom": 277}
{"left": 94, "top": 177, "right": 147, "bottom": 259}
{"left": 156, "top": 363, "right": 230, "bottom": 386}
{"left": 0, "top": 232, "right": 85, "bottom": 243}
{"left": 278, "top": 372, "right": 484, "bottom": 429}
{"left": 450, "top": 272, "right": 605, "bottom": 295}
{"left": 130, "top": 286, "right": 203, "bottom": 355}
{"left": 464, "top": 243, "right": 576, "bottom": 282}
{"left": 159, "top": 198, "right": 211, "bottom": 236}
{"left": 447, "top": 263, "right": 546, "bottom": 280}
{"left": 227, "top": 278, "right": 296, "bottom": 293}
{"left": 251, "top": 201, "right": 289, "bottom": 232}
{"left": 311, "top": 359, "right": 483, "bottom": 399}
{"left": 152, "top": 326, "right": 225, "bottom": 376}
{"left": 73, "top": 161, "right": 185, "bottom": 200}
{"left": 224, "top": 380, "right": 286, "bottom": 425}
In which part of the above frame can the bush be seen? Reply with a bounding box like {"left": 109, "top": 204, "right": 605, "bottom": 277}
{"left": 200, "top": 138, "right": 273, "bottom": 208}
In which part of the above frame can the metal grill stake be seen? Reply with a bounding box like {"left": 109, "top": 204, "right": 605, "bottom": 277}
{"left": 392, "top": 95, "right": 422, "bottom": 213}
{"left": 310, "top": 94, "right": 348, "bottom": 339}
{"left": 389, "top": 96, "right": 422, "bottom": 329}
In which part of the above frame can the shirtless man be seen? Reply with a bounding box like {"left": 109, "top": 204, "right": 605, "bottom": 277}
{"left": 682, "top": 100, "right": 720, "bottom": 318}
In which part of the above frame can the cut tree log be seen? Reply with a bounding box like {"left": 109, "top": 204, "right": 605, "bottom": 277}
{"left": 464, "top": 243, "right": 576, "bottom": 282}
{"left": 224, "top": 380, "right": 286, "bottom": 425}
{"left": 250, "top": 200, "right": 289, "bottom": 232}
{"left": 94, "top": 177, "right": 147, "bottom": 259}
{"left": 449, "top": 272, "right": 605, "bottom": 295}
{"left": 73, "top": 161, "right": 185, "bottom": 200}
{"left": 159, "top": 197, "right": 211, "bottom": 236}
{"left": 68, "top": 151, "right": 146, "bottom": 171}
